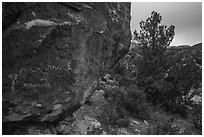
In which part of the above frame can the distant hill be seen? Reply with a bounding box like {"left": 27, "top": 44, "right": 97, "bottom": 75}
{"left": 192, "top": 43, "right": 202, "bottom": 50}
{"left": 167, "top": 43, "right": 202, "bottom": 65}
{"left": 168, "top": 43, "right": 201, "bottom": 50}
{"left": 127, "top": 42, "right": 202, "bottom": 67}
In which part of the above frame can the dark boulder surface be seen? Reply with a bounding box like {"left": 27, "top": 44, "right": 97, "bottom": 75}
{"left": 2, "top": 2, "right": 131, "bottom": 134}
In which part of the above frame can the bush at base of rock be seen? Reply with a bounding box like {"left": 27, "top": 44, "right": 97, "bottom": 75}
{"left": 124, "top": 88, "right": 150, "bottom": 120}
{"left": 98, "top": 101, "right": 120, "bottom": 126}
{"left": 146, "top": 110, "right": 177, "bottom": 135}
{"left": 104, "top": 86, "right": 150, "bottom": 121}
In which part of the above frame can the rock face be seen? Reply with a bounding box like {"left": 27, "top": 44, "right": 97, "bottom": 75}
{"left": 2, "top": 2, "right": 131, "bottom": 134}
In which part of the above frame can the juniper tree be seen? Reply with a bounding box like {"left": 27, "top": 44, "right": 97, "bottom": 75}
{"left": 133, "top": 11, "right": 175, "bottom": 83}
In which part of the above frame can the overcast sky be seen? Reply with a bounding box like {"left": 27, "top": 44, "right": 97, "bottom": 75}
{"left": 131, "top": 2, "right": 202, "bottom": 46}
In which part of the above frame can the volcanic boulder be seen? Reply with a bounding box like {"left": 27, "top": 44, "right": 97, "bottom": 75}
{"left": 2, "top": 2, "right": 131, "bottom": 132}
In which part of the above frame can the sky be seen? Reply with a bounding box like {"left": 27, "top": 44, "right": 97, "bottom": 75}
{"left": 131, "top": 2, "right": 202, "bottom": 46}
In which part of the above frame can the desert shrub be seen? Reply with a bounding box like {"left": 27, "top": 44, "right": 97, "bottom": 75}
{"left": 146, "top": 110, "right": 177, "bottom": 135}
{"left": 104, "top": 86, "right": 150, "bottom": 121}
{"left": 144, "top": 82, "right": 189, "bottom": 118}
{"left": 140, "top": 48, "right": 201, "bottom": 118}
{"left": 104, "top": 87, "right": 128, "bottom": 119}
{"left": 124, "top": 88, "right": 150, "bottom": 120}
{"left": 98, "top": 101, "right": 120, "bottom": 126}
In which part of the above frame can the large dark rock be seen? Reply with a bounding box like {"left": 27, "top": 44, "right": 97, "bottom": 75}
{"left": 2, "top": 2, "right": 131, "bottom": 134}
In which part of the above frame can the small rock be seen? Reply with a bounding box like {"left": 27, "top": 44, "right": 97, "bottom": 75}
{"left": 144, "top": 120, "right": 148, "bottom": 125}
{"left": 131, "top": 120, "right": 140, "bottom": 125}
